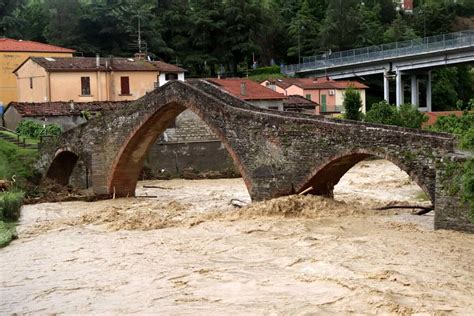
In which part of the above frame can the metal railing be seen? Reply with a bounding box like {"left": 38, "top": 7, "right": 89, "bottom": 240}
{"left": 282, "top": 30, "right": 474, "bottom": 75}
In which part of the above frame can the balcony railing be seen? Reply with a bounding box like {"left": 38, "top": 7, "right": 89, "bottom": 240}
{"left": 282, "top": 30, "right": 474, "bottom": 75}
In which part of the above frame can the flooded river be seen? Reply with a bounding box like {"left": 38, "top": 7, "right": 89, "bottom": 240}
{"left": 1, "top": 160, "right": 473, "bottom": 314}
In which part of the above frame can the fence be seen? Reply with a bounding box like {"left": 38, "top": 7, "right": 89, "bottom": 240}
{"left": 282, "top": 30, "right": 474, "bottom": 75}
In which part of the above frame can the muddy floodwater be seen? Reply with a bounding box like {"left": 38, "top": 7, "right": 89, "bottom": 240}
{"left": 1, "top": 160, "right": 473, "bottom": 314}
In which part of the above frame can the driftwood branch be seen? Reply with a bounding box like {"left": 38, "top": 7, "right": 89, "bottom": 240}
{"left": 298, "top": 186, "right": 313, "bottom": 196}
{"left": 375, "top": 205, "right": 434, "bottom": 215}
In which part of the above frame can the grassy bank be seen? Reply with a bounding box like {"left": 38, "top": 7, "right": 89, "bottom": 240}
{"left": 0, "top": 138, "right": 36, "bottom": 247}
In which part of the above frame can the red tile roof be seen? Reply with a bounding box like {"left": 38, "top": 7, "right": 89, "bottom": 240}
{"left": 207, "top": 78, "right": 286, "bottom": 100}
{"left": 152, "top": 61, "right": 187, "bottom": 73}
{"left": 423, "top": 111, "right": 467, "bottom": 127}
{"left": 284, "top": 95, "right": 319, "bottom": 106}
{"left": 269, "top": 77, "right": 368, "bottom": 90}
{"left": 6, "top": 101, "right": 131, "bottom": 117}
{"left": 0, "top": 37, "right": 75, "bottom": 53}
{"left": 21, "top": 57, "right": 186, "bottom": 73}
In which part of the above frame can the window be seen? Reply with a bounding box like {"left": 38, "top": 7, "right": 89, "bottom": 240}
{"left": 120, "top": 76, "right": 130, "bottom": 95}
{"left": 165, "top": 73, "right": 178, "bottom": 81}
{"left": 81, "top": 77, "right": 91, "bottom": 96}
{"left": 29, "top": 77, "right": 33, "bottom": 89}
{"left": 305, "top": 94, "right": 311, "bottom": 100}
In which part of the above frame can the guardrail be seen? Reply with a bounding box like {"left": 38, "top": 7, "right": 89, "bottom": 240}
{"left": 282, "top": 29, "right": 474, "bottom": 75}
{"left": 0, "top": 126, "right": 52, "bottom": 149}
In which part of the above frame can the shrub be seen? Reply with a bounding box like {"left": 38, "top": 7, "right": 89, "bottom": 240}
{"left": 365, "top": 101, "right": 400, "bottom": 125}
{"left": 429, "top": 112, "right": 474, "bottom": 150}
{"left": 16, "top": 120, "right": 62, "bottom": 138}
{"left": 343, "top": 87, "right": 363, "bottom": 121}
{"left": 0, "top": 190, "right": 24, "bottom": 221}
{"left": 250, "top": 65, "right": 281, "bottom": 76}
{"left": 398, "top": 104, "right": 429, "bottom": 129}
{"left": 365, "top": 101, "right": 427, "bottom": 128}
{"left": 0, "top": 221, "right": 16, "bottom": 248}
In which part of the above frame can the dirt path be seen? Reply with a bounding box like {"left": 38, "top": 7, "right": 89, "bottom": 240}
{"left": 1, "top": 160, "right": 473, "bottom": 314}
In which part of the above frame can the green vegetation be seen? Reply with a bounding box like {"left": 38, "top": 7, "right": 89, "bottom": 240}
{"left": 0, "top": 131, "right": 40, "bottom": 146}
{"left": 429, "top": 112, "right": 474, "bottom": 219}
{"left": 365, "top": 101, "right": 428, "bottom": 128}
{"left": 0, "top": 139, "right": 38, "bottom": 185}
{"left": 0, "top": 0, "right": 471, "bottom": 79}
{"left": 16, "top": 120, "right": 62, "bottom": 139}
{"left": 0, "top": 138, "right": 37, "bottom": 247}
{"left": 0, "top": 191, "right": 24, "bottom": 221}
{"left": 429, "top": 112, "right": 474, "bottom": 150}
{"left": 343, "top": 87, "right": 363, "bottom": 121}
{"left": 0, "top": 221, "right": 16, "bottom": 248}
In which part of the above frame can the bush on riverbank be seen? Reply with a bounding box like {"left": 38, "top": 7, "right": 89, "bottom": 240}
{"left": 0, "top": 191, "right": 25, "bottom": 221}
{"left": 429, "top": 112, "right": 474, "bottom": 219}
{"left": 0, "top": 190, "right": 23, "bottom": 247}
{"left": 0, "top": 221, "right": 16, "bottom": 248}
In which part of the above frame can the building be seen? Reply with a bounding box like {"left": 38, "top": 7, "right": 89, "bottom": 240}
{"left": 0, "top": 38, "right": 75, "bottom": 107}
{"left": 13, "top": 56, "right": 186, "bottom": 103}
{"left": 3, "top": 101, "right": 130, "bottom": 131}
{"left": 207, "top": 78, "right": 287, "bottom": 110}
{"left": 397, "top": 0, "right": 414, "bottom": 12}
{"left": 261, "top": 77, "right": 368, "bottom": 114}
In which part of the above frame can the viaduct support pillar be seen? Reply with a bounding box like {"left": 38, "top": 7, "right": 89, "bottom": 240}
{"left": 411, "top": 74, "right": 419, "bottom": 107}
{"left": 384, "top": 71, "right": 390, "bottom": 103}
{"left": 396, "top": 69, "right": 403, "bottom": 108}
{"left": 426, "top": 71, "right": 432, "bottom": 112}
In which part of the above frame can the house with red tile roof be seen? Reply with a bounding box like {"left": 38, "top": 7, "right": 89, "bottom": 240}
{"left": 261, "top": 77, "right": 368, "bottom": 114}
{"left": 13, "top": 56, "right": 186, "bottom": 103}
{"left": 0, "top": 38, "right": 75, "bottom": 107}
{"left": 207, "top": 78, "right": 287, "bottom": 110}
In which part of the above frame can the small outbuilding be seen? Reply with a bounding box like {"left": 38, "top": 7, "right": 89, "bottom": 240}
{"left": 3, "top": 101, "right": 130, "bottom": 131}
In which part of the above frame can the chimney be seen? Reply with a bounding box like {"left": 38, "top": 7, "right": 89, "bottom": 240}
{"left": 96, "top": 54, "right": 100, "bottom": 68}
{"left": 240, "top": 82, "right": 246, "bottom": 96}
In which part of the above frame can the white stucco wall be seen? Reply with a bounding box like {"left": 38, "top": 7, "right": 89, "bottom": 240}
{"left": 158, "top": 72, "right": 185, "bottom": 87}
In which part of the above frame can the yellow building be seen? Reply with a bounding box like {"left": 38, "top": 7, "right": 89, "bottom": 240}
{"left": 0, "top": 38, "right": 75, "bottom": 107}
{"left": 13, "top": 56, "right": 186, "bottom": 103}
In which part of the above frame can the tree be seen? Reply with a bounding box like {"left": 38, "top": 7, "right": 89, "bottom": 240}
{"left": 343, "top": 87, "right": 363, "bottom": 121}
{"left": 365, "top": 101, "right": 427, "bottom": 128}
{"left": 383, "top": 14, "right": 418, "bottom": 42}
{"left": 320, "top": 0, "right": 363, "bottom": 51}
{"left": 287, "top": 0, "right": 321, "bottom": 61}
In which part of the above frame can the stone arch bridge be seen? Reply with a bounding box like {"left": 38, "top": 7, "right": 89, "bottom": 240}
{"left": 37, "top": 80, "right": 472, "bottom": 232}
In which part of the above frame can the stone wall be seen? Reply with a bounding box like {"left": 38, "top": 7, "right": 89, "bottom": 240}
{"left": 146, "top": 140, "right": 238, "bottom": 178}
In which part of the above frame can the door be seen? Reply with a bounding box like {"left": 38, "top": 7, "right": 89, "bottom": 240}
{"left": 321, "top": 94, "right": 327, "bottom": 112}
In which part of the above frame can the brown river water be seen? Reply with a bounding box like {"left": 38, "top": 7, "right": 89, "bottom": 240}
{"left": 1, "top": 159, "right": 473, "bottom": 314}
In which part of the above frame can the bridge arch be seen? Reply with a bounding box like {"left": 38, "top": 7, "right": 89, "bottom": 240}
{"left": 298, "top": 148, "right": 433, "bottom": 203}
{"left": 46, "top": 149, "right": 79, "bottom": 186}
{"left": 107, "top": 101, "right": 251, "bottom": 197}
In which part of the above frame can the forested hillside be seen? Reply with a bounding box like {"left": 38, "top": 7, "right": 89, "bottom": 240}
{"left": 1, "top": 0, "right": 473, "bottom": 109}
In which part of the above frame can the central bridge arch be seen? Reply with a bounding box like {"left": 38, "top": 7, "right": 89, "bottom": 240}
{"left": 108, "top": 100, "right": 251, "bottom": 197}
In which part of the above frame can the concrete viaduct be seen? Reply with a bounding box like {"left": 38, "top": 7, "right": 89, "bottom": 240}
{"left": 37, "top": 80, "right": 473, "bottom": 232}
{"left": 283, "top": 30, "right": 474, "bottom": 111}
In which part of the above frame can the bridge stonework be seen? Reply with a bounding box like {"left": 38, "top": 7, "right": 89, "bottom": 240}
{"left": 37, "top": 80, "right": 473, "bottom": 232}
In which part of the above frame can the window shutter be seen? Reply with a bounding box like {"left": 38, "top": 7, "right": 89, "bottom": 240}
{"left": 81, "top": 77, "right": 90, "bottom": 95}
{"left": 121, "top": 77, "right": 130, "bottom": 95}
